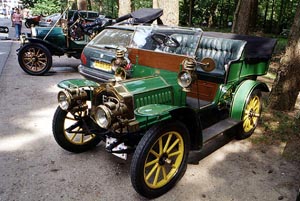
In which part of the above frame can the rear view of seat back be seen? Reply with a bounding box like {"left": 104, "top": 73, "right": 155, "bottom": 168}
{"left": 196, "top": 36, "right": 246, "bottom": 78}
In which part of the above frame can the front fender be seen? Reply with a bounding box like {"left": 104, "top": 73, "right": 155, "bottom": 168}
{"left": 170, "top": 107, "right": 202, "bottom": 150}
{"left": 25, "top": 37, "right": 65, "bottom": 56}
{"left": 135, "top": 105, "right": 202, "bottom": 150}
{"left": 230, "top": 80, "right": 269, "bottom": 120}
{"left": 57, "top": 79, "right": 100, "bottom": 89}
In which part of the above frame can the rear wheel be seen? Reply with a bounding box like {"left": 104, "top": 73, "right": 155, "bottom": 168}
{"left": 52, "top": 107, "right": 102, "bottom": 153}
{"left": 18, "top": 43, "right": 52, "bottom": 75}
{"left": 25, "top": 21, "right": 31, "bottom": 28}
{"left": 130, "top": 120, "right": 190, "bottom": 198}
{"left": 236, "top": 89, "right": 262, "bottom": 139}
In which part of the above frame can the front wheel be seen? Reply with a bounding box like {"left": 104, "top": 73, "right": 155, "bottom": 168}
{"left": 130, "top": 120, "right": 190, "bottom": 199}
{"left": 52, "top": 107, "right": 102, "bottom": 153}
{"left": 18, "top": 43, "right": 52, "bottom": 75}
{"left": 236, "top": 89, "right": 262, "bottom": 139}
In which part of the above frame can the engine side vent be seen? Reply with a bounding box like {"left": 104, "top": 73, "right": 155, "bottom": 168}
{"left": 134, "top": 87, "right": 173, "bottom": 108}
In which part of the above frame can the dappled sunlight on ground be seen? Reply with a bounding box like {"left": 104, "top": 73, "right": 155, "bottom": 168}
{"left": 0, "top": 106, "right": 54, "bottom": 152}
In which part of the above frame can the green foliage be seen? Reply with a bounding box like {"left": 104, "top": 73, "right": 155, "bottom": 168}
{"left": 179, "top": 0, "right": 235, "bottom": 27}
{"left": 99, "top": 0, "right": 118, "bottom": 17}
{"left": 274, "top": 37, "right": 288, "bottom": 54}
{"left": 132, "top": 0, "right": 152, "bottom": 10}
{"left": 21, "top": 0, "right": 298, "bottom": 35}
{"left": 22, "top": 0, "right": 38, "bottom": 8}
{"left": 30, "top": 0, "right": 62, "bottom": 15}
{"left": 179, "top": 0, "right": 298, "bottom": 34}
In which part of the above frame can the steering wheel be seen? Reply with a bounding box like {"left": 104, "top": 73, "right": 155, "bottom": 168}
{"left": 151, "top": 33, "right": 180, "bottom": 48}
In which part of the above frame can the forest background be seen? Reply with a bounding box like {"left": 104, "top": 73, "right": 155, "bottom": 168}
{"left": 21, "top": 0, "right": 298, "bottom": 35}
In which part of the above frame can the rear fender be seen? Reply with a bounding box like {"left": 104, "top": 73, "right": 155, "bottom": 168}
{"left": 230, "top": 80, "right": 269, "bottom": 120}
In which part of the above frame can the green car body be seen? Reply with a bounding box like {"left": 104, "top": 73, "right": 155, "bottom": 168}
{"left": 53, "top": 25, "right": 277, "bottom": 198}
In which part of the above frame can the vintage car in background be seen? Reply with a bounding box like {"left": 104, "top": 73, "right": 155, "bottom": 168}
{"left": 66, "top": 10, "right": 100, "bottom": 22}
{"left": 52, "top": 23, "right": 277, "bottom": 198}
{"left": 38, "top": 13, "right": 61, "bottom": 27}
{"left": 17, "top": 8, "right": 163, "bottom": 75}
{"left": 24, "top": 14, "right": 43, "bottom": 28}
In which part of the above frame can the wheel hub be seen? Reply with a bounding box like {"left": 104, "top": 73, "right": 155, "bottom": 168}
{"left": 32, "top": 56, "right": 38, "bottom": 63}
{"left": 248, "top": 109, "right": 254, "bottom": 118}
{"left": 159, "top": 153, "right": 171, "bottom": 165}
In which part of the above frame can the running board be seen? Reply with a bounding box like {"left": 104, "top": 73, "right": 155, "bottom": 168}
{"left": 202, "top": 118, "right": 241, "bottom": 143}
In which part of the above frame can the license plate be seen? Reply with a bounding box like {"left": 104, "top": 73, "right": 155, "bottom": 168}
{"left": 106, "top": 137, "right": 127, "bottom": 160}
{"left": 93, "top": 60, "right": 111, "bottom": 71}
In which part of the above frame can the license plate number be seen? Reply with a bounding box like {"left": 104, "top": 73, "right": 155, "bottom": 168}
{"left": 93, "top": 61, "right": 111, "bottom": 71}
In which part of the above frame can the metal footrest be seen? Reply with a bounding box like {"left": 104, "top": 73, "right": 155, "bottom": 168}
{"left": 202, "top": 118, "right": 240, "bottom": 143}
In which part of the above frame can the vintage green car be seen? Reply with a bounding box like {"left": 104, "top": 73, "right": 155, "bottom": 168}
{"left": 17, "top": 8, "right": 163, "bottom": 76}
{"left": 52, "top": 25, "right": 276, "bottom": 198}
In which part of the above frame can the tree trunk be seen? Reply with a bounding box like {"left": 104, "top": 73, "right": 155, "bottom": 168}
{"left": 276, "top": 0, "right": 286, "bottom": 33}
{"left": 269, "top": 0, "right": 275, "bottom": 32}
{"left": 231, "top": 0, "right": 258, "bottom": 34}
{"left": 231, "top": 0, "right": 241, "bottom": 33}
{"left": 153, "top": 0, "right": 179, "bottom": 25}
{"left": 249, "top": 0, "right": 258, "bottom": 31}
{"left": 188, "top": 0, "right": 195, "bottom": 26}
{"left": 219, "top": 0, "right": 224, "bottom": 28}
{"left": 207, "top": 2, "right": 217, "bottom": 28}
{"left": 268, "top": 3, "right": 300, "bottom": 111}
{"left": 263, "top": 0, "right": 269, "bottom": 29}
{"left": 77, "top": 0, "right": 87, "bottom": 10}
{"left": 118, "top": 0, "right": 131, "bottom": 17}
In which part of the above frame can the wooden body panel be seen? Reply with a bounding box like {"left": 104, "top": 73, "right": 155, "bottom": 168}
{"left": 128, "top": 48, "right": 187, "bottom": 72}
{"left": 188, "top": 80, "right": 218, "bottom": 102}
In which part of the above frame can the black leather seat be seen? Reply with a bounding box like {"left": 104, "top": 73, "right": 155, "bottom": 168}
{"left": 196, "top": 36, "right": 246, "bottom": 82}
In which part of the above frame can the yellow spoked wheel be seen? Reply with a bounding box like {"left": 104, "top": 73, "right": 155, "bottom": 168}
{"left": 238, "top": 89, "right": 262, "bottom": 139}
{"left": 52, "top": 106, "right": 101, "bottom": 153}
{"left": 144, "top": 131, "right": 184, "bottom": 188}
{"left": 63, "top": 110, "right": 96, "bottom": 145}
{"left": 131, "top": 120, "right": 190, "bottom": 199}
{"left": 243, "top": 94, "right": 261, "bottom": 133}
{"left": 18, "top": 43, "right": 52, "bottom": 75}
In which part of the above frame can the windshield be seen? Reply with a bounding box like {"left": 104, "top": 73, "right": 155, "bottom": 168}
{"left": 88, "top": 29, "right": 133, "bottom": 49}
{"left": 130, "top": 27, "right": 202, "bottom": 56}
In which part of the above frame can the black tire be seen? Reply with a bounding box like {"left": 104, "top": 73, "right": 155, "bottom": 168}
{"left": 236, "top": 89, "right": 262, "bottom": 140}
{"left": 18, "top": 43, "right": 52, "bottom": 75}
{"left": 25, "top": 21, "right": 31, "bottom": 28}
{"left": 130, "top": 120, "right": 190, "bottom": 199}
{"left": 52, "top": 106, "right": 102, "bottom": 153}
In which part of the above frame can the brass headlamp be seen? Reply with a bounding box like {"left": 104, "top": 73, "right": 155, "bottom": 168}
{"left": 177, "top": 58, "right": 197, "bottom": 92}
{"left": 57, "top": 88, "right": 88, "bottom": 110}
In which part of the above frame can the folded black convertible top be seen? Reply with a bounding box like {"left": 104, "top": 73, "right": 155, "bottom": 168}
{"left": 203, "top": 32, "right": 277, "bottom": 61}
{"left": 131, "top": 8, "right": 163, "bottom": 23}
{"left": 116, "top": 8, "right": 163, "bottom": 24}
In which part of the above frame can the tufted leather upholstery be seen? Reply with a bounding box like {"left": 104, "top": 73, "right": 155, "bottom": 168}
{"left": 196, "top": 36, "right": 246, "bottom": 78}
{"left": 172, "top": 34, "right": 199, "bottom": 56}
